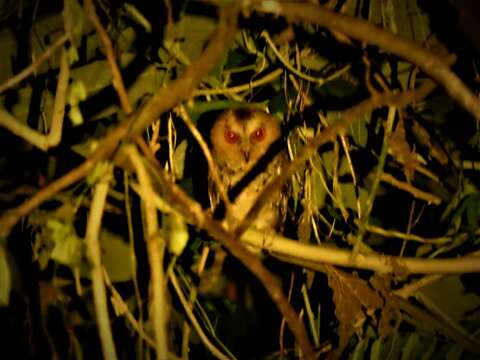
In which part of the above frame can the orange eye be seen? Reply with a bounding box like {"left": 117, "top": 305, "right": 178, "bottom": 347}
{"left": 250, "top": 128, "right": 265, "bottom": 142}
{"left": 224, "top": 129, "right": 239, "bottom": 144}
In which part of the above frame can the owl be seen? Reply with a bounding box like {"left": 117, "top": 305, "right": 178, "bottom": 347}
{"left": 209, "top": 108, "right": 288, "bottom": 233}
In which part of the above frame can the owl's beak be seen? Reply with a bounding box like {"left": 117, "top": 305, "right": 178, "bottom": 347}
{"left": 243, "top": 150, "right": 250, "bottom": 163}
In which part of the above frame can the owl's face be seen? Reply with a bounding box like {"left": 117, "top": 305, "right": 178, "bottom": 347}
{"left": 210, "top": 108, "right": 281, "bottom": 174}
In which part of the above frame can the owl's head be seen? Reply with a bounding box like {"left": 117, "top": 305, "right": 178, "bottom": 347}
{"left": 210, "top": 108, "right": 281, "bottom": 172}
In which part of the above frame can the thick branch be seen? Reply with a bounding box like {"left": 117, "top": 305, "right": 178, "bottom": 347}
{"left": 242, "top": 229, "right": 480, "bottom": 274}
{"left": 256, "top": 2, "right": 480, "bottom": 122}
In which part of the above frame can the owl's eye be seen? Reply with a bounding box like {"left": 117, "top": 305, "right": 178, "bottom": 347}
{"left": 224, "top": 129, "right": 239, "bottom": 144}
{"left": 250, "top": 128, "right": 266, "bottom": 142}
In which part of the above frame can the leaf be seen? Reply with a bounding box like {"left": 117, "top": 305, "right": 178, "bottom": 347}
{"left": 350, "top": 337, "right": 370, "bottom": 360}
{"left": 68, "top": 105, "right": 84, "bottom": 126}
{"left": 451, "top": 193, "right": 480, "bottom": 233}
{"left": 186, "top": 100, "right": 263, "bottom": 122}
{"left": 445, "top": 344, "right": 463, "bottom": 360}
{"left": 47, "top": 219, "right": 83, "bottom": 267}
{"left": 327, "top": 266, "right": 384, "bottom": 350}
{"left": 170, "top": 14, "right": 216, "bottom": 64}
{"left": 173, "top": 140, "right": 188, "bottom": 180}
{"left": 0, "top": 245, "right": 11, "bottom": 306}
{"left": 349, "top": 113, "right": 370, "bottom": 147}
{"left": 100, "top": 230, "right": 133, "bottom": 282}
{"left": 68, "top": 80, "right": 87, "bottom": 106}
{"left": 400, "top": 333, "right": 421, "bottom": 360}
{"left": 123, "top": 3, "right": 152, "bottom": 33}
{"left": 418, "top": 276, "right": 480, "bottom": 326}
{"left": 64, "top": 0, "right": 85, "bottom": 47}
{"left": 166, "top": 212, "right": 189, "bottom": 256}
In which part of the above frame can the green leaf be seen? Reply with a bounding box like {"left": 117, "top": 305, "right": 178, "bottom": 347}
{"left": 370, "top": 337, "right": 383, "bottom": 360}
{"left": 173, "top": 140, "right": 188, "bottom": 180}
{"left": 401, "top": 333, "right": 420, "bottom": 360}
{"left": 64, "top": 0, "right": 85, "bottom": 47}
{"left": 100, "top": 230, "right": 133, "bottom": 282}
{"left": 0, "top": 245, "right": 11, "bottom": 306}
{"left": 350, "top": 337, "right": 370, "bottom": 360}
{"left": 166, "top": 213, "right": 189, "bottom": 256}
{"left": 123, "top": 3, "right": 152, "bottom": 33}
{"left": 445, "top": 344, "right": 463, "bottom": 360}
{"left": 68, "top": 105, "right": 84, "bottom": 126}
{"left": 47, "top": 219, "right": 83, "bottom": 267}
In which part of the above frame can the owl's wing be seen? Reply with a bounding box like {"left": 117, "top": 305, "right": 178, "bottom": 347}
{"left": 274, "top": 152, "right": 291, "bottom": 233}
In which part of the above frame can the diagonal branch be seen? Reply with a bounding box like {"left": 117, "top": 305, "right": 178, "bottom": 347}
{"left": 255, "top": 2, "right": 480, "bottom": 122}
{"left": 84, "top": 0, "right": 133, "bottom": 114}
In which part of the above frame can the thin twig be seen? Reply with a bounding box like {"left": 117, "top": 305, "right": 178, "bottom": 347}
{"left": 356, "top": 221, "right": 450, "bottom": 245}
{"left": 84, "top": 0, "right": 132, "bottom": 114}
{"left": 170, "top": 271, "right": 231, "bottom": 360}
{"left": 261, "top": 31, "right": 325, "bottom": 84}
{"left": 393, "top": 274, "right": 443, "bottom": 299}
{"left": 241, "top": 228, "right": 480, "bottom": 274}
{"left": 103, "top": 268, "right": 156, "bottom": 348}
{"left": 48, "top": 49, "right": 70, "bottom": 147}
{"left": 193, "top": 68, "right": 283, "bottom": 96}
{"left": 380, "top": 172, "right": 442, "bottom": 204}
{"left": 176, "top": 104, "right": 231, "bottom": 211}
{"left": 354, "top": 106, "right": 396, "bottom": 252}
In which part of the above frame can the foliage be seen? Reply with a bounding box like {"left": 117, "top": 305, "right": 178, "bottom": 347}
{"left": 0, "top": 0, "right": 480, "bottom": 359}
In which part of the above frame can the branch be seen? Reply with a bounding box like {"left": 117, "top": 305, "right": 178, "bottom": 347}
{"left": 380, "top": 172, "right": 442, "bottom": 205}
{"left": 256, "top": 2, "right": 480, "bottom": 122}
{"left": 241, "top": 229, "right": 480, "bottom": 274}
{"left": 0, "top": 33, "right": 69, "bottom": 95}
{"left": 0, "top": 49, "right": 70, "bottom": 150}
{"left": 193, "top": 68, "right": 283, "bottom": 97}
{"left": 126, "top": 145, "right": 168, "bottom": 358}
{"left": 84, "top": 164, "right": 118, "bottom": 360}
{"left": 84, "top": 0, "right": 133, "bottom": 114}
